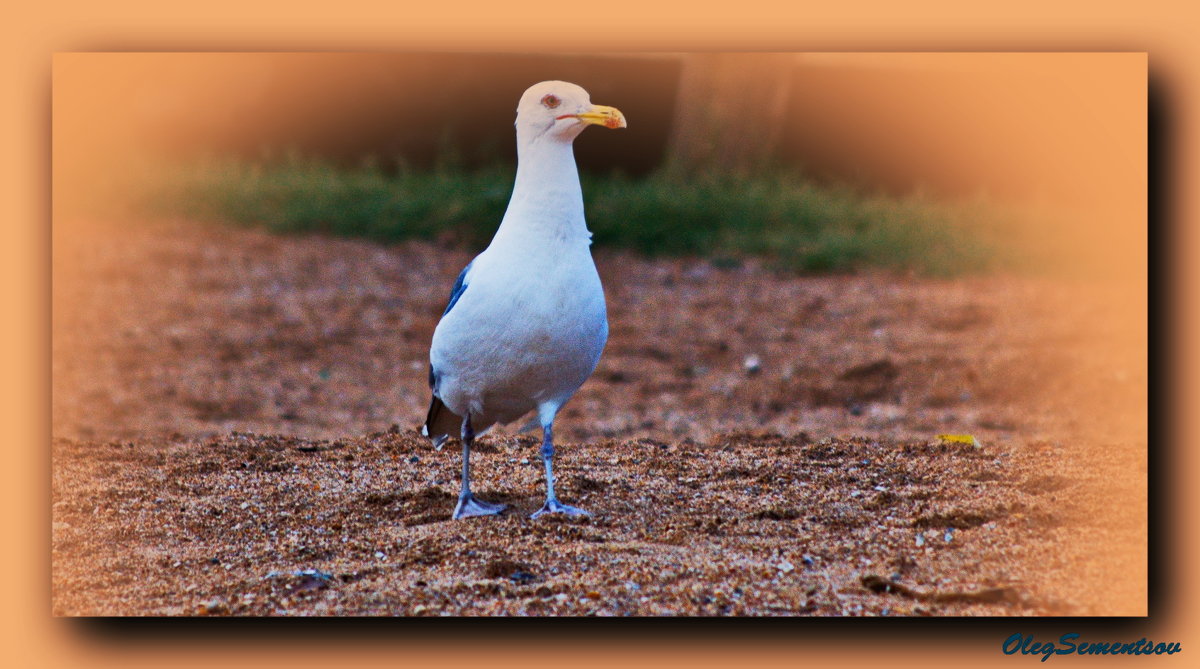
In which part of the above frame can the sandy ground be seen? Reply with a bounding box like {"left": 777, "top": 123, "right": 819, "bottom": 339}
{"left": 51, "top": 219, "right": 1147, "bottom": 616}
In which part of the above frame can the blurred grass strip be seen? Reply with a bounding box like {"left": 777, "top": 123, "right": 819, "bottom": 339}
{"left": 137, "top": 157, "right": 1024, "bottom": 276}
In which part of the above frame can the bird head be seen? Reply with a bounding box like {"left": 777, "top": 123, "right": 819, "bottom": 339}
{"left": 515, "top": 81, "right": 627, "bottom": 143}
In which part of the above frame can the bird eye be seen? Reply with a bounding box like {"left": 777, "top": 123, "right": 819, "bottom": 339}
{"left": 541, "top": 94, "right": 561, "bottom": 109}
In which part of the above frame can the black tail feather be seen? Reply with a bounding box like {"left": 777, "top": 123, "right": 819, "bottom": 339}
{"left": 422, "top": 395, "right": 461, "bottom": 446}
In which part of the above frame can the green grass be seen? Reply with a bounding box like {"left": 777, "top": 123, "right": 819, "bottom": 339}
{"left": 137, "top": 157, "right": 1022, "bottom": 276}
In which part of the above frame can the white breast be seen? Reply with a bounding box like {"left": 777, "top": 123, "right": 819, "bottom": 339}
{"left": 430, "top": 237, "right": 607, "bottom": 428}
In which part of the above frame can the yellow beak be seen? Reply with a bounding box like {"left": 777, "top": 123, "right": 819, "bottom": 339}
{"left": 569, "top": 104, "right": 627, "bottom": 129}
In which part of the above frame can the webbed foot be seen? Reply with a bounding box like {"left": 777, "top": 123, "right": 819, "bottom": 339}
{"left": 453, "top": 493, "right": 507, "bottom": 519}
{"left": 531, "top": 498, "right": 590, "bottom": 519}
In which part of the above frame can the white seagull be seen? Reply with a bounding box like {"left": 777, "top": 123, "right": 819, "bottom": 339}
{"left": 422, "top": 81, "right": 626, "bottom": 520}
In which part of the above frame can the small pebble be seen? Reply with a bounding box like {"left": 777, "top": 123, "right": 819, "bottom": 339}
{"left": 198, "top": 598, "right": 228, "bottom": 615}
{"left": 743, "top": 355, "right": 762, "bottom": 375}
{"left": 915, "top": 533, "right": 926, "bottom": 547}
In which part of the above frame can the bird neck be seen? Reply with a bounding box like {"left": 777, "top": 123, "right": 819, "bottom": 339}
{"left": 493, "top": 135, "right": 591, "bottom": 248}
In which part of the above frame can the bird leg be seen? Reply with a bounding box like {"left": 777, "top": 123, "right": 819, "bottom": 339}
{"left": 532, "top": 423, "right": 590, "bottom": 518}
{"left": 452, "top": 412, "right": 507, "bottom": 519}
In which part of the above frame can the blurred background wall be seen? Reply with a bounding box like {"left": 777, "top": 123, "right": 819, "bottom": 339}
{"left": 54, "top": 52, "right": 1144, "bottom": 199}
{"left": 53, "top": 52, "right": 1146, "bottom": 281}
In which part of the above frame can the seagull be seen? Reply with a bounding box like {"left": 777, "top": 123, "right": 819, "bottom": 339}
{"left": 421, "top": 81, "right": 626, "bottom": 520}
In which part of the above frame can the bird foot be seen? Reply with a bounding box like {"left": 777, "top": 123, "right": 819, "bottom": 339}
{"left": 531, "top": 499, "right": 591, "bottom": 519}
{"left": 453, "top": 493, "right": 507, "bottom": 519}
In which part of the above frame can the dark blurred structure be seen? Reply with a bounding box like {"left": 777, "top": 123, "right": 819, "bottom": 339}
{"left": 59, "top": 53, "right": 679, "bottom": 177}
{"left": 55, "top": 52, "right": 1144, "bottom": 210}
{"left": 664, "top": 53, "right": 793, "bottom": 177}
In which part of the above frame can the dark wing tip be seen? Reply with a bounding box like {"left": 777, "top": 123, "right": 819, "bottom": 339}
{"left": 441, "top": 260, "right": 472, "bottom": 318}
